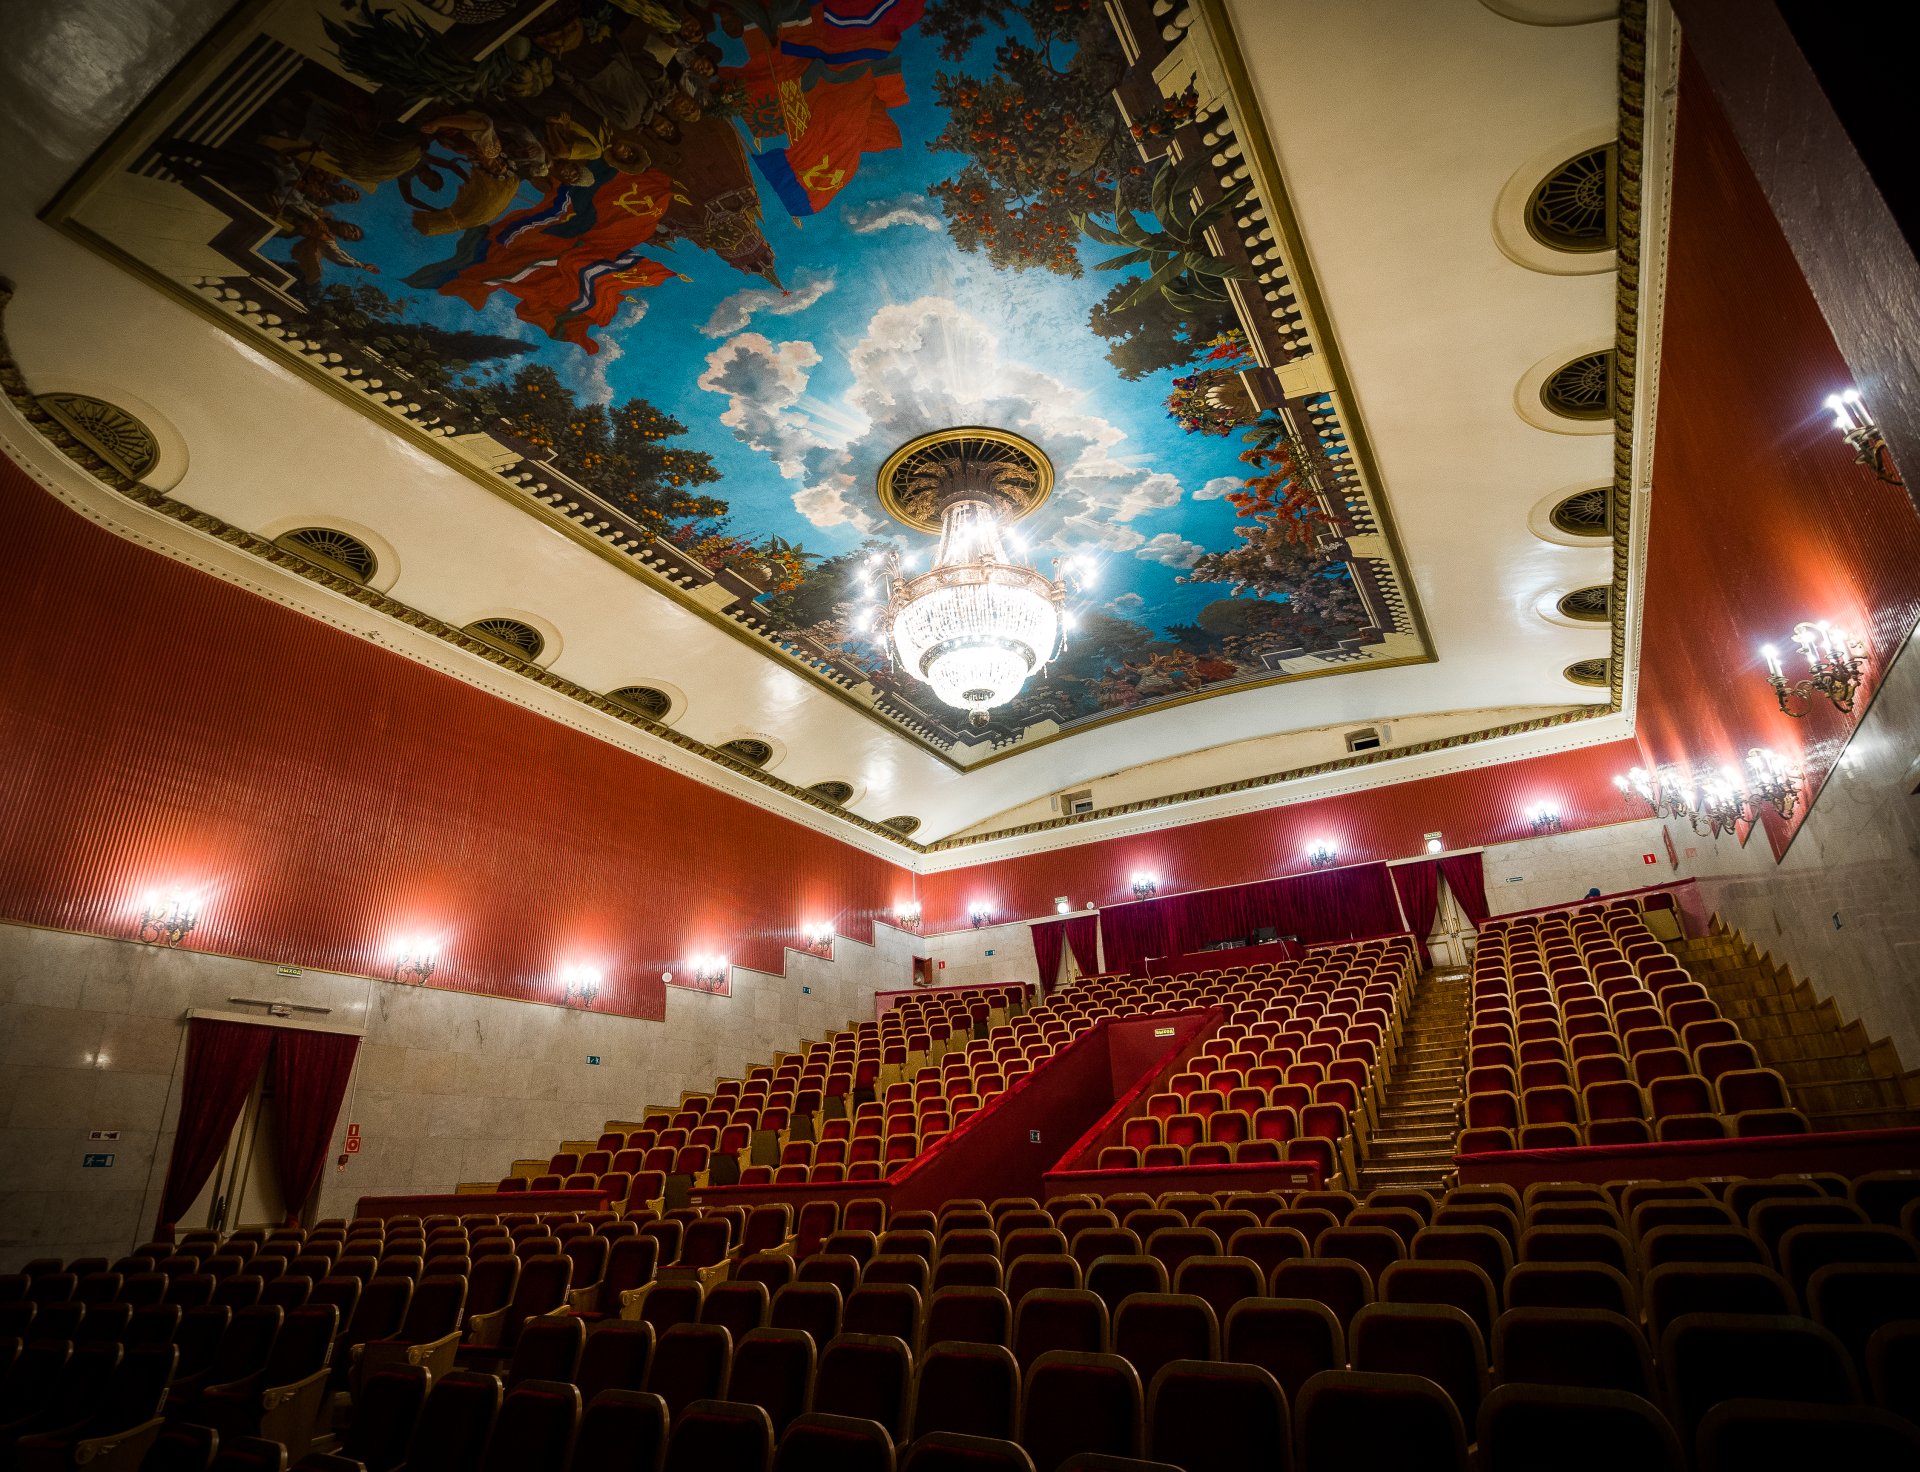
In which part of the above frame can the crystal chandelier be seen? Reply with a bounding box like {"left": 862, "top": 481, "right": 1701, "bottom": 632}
{"left": 870, "top": 429, "right": 1077, "bottom": 723}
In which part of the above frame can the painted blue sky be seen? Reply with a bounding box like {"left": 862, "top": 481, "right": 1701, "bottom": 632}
{"left": 292, "top": 15, "right": 1263, "bottom": 638}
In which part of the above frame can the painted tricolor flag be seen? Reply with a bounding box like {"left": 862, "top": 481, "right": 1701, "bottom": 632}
{"left": 751, "top": 69, "right": 908, "bottom": 217}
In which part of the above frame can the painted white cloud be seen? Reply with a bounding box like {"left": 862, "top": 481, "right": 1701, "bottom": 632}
{"left": 1136, "top": 532, "right": 1206, "bottom": 568}
{"left": 699, "top": 295, "right": 1205, "bottom": 546}
{"left": 559, "top": 299, "right": 648, "bottom": 404}
{"left": 1194, "top": 475, "right": 1240, "bottom": 501}
{"left": 1107, "top": 592, "right": 1144, "bottom": 614}
{"left": 700, "top": 269, "right": 835, "bottom": 338}
{"left": 846, "top": 193, "right": 943, "bottom": 234}
{"left": 696, "top": 332, "right": 824, "bottom": 477}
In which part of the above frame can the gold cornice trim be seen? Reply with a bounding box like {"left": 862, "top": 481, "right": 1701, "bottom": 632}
{"left": 1196, "top": 0, "right": 1436, "bottom": 666}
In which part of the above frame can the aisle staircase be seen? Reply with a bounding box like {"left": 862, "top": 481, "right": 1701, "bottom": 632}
{"left": 1357, "top": 969, "right": 1469, "bottom": 1194}
{"left": 1670, "top": 921, "right": 1920, "bottom": 1132}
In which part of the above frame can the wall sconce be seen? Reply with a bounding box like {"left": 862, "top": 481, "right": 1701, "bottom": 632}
{"left": 1744, "top": 746, "right": 1804, "bottom": 821}
{"left": 1130, "top": 872, "right": 1159, "bottom": 900}
{"left": 1054, "top": 897, "right": 1072, "bottom": 915}
{"left": 969, "top": 903, "right": 993, "bottom": 929}
{"left": 559, "top": 964, "right": 601, "bottom": 1009}
{"left": 1423, "top": 833, "right": 1444, "bottom": 855}
{"left": 1527, "top": 804, "right": 1563, "bottom": 834}
{"left": 137, "top": 891, "right": 199, "bottom": 947}
{"left": 1826, "top": 389, "right": 1903, "bottom": 486}
{"left": 800, "top": 922, "right": 834, "bottom": 958}
{"left": 690, "top": 954, "right": 730, "bottom": 990}
{"left": 392, "top": 940, "right": 438, "bottom": 985}
{"left": 1686, "top": 766, "right": 1749, "bottom": 837}
{"left": 1306, "top": 842, "right": 1337, "bottom": 870}
{"left": 894, "top": 901, "right": 922, "bottom": 934}
{"left": 1614, "top": 765, "right": 1691, "bottom": 820}
{"left": 1763, "top": 621, "right": 1867, "bottom": 717}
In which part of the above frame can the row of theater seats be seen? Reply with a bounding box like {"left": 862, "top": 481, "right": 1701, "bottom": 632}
{"left": 1459, "top": 905, "right": 1806, "bottom": 1154}
{"left": 482, "top": 938, "right": 1411, "bottom": 1212}
{"left": 1090, "top": 937, "right": 1418, "bottom": 1185}
{"left": 10, "top": 1169, "right": 1917, "bottom": 1469}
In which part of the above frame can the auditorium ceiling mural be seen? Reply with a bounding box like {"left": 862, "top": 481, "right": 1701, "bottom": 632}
{"left": 51, "top": 0, "right": 1427, "bottom": 760}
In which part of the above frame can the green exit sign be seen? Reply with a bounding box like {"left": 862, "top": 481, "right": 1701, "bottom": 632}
{"left": 82, "top": 1153, "right": 115, "bottom": 1168}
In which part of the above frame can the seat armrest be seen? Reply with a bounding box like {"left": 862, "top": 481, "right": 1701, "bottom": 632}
{"left": 464, "top": 1307, "right": 508, "bottom": 1348}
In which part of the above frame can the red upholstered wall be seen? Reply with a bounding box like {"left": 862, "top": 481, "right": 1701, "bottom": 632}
{"left": 917, "top": 740, "right": 1643, "bottom": 932}
{"left": 1636, "top": 55, "right": 1920, "bottom": 855}
{"left": 0, "top": 459, "right": 914, "bottom": 1019}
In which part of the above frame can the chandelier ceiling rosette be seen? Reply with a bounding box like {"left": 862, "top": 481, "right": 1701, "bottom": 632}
{"left": 869, "top": 429, "right": 1087, "bottom": 722}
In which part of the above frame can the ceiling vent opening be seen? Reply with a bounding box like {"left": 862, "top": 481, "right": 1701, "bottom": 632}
{"left": 1525, "top": 143, "right": 1617, "bottom": 253}
{"left": 607, "top": 685, "right": 672, "bottom": 722}
{"left": 1564, "top": 657, "right": 1611, "bottom": 687}
{"left": 1557, "top": 586, "right": 1611, "bottom": 623}
{"left": 36, "top": 393, "right": 159, "bottom": 479}
{"left": 1344, "top": 726, "right": 1387, "bottom": 753}
{"left": 882, "top": 816, "right": 922, "bottom": 836}
{"left": 463, "top": 617, "right": 544, "bottom": 660}
{"left": 809, "top": 780, "right": 854, "bottom": 805}
{"left": 1549, "top": 487, "right": 1612, "bottom": 537}
{"left": 720, "top": 738, "right": 774, "bottom": 767}
{"left": 1053, "top": 789, "right": 1096, "bottom": 816}
{"left": 274, "top": 526, "right": 378, "bottom": 584}
{"left": 1541, "top": 351, "right": 1614, "bottom": 421}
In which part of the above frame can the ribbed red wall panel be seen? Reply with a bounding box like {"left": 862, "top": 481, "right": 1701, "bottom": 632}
{"left": 917, "top": 740, "right": 1645, "bottom": 932}
{"left": 0, "top": 461, "right": 915, "bottom": 1019}
{"left": 1637, "top": 56, "right": 1920, "bottom": 855}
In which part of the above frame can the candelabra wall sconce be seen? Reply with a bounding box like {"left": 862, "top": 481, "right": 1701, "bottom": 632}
{"left": 559, "top": 965, "right": 601, "bottom": 1009}
{"left": 1527, "top": 804, "right": 1564, "bottom": 835}
{"left": 1763, "top": 622, "right": 1867, "bottom": 717}
{"left": 800, "top": 923, "right": 834, "bottom": 958}
{"left": 1826, "top": 389, "right": 1904, "bottom": 487}
{"left": 969, "top": 903, "right": 994, "bottom": 929}
{"left": 690, "top": 955, "right": 730, "bottom": 990}
{"left": 137, "top": 892, "right": 199, "bottom": 947}
{"left": 1306, "top": 842, "right": 1337, "bottom": 870}
{"left": 1744, "top": 746, "right": 1805, "bottom": 822}
{"left": 392, "top": 943, "right": 438, "bottom": 985}
{"left": 1685, "top": 767, "right": 1749, "bottom": 837}
{"left": 1614, "top": 765, "right": 1692, "bottom": 820}
{"left": 894, "top": 902, "right": 922, "bottom": 934}
{"left": 1131, "top": 873, "right": 1159, "bottom": 901}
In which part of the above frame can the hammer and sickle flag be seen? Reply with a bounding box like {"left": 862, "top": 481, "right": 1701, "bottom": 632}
{"left": 751, "top": 69, "right": 907, "bottom": 217}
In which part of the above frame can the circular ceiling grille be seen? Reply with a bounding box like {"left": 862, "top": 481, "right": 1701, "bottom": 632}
{"left": 876, "top": 427, "right": 1054, "bottom": 532}
{"left": 1557, "top": 585, "right": 1611, "bottom": 622}
{"left": 275, "top": 526, "right": 377, "bottom": 583}
{"left": 36, "top": 393, "right": 159, "bottom": 479}
{"left": 1541, "top": 351, "right": 1613, "bottom": 420}
{"left": 607, "top": 685, "right": 672, "bottom": 721}
{"left": 882, "top": 815, "right": 922, "bottom": 835}
{"left": 721, "top": 738, "right": 773, "bottom": 766}
{"left": 1549, "top": 487, "right": 1611, "bottom": 537}
{"left": 809, "top": 781, "right": 854, "bottom": 804}
{"left": 1564, "top": 657, "right": 1610, "bottom": 687}
{"left": 464, "top": 617, "right": 544, "bottom": 659}
{"left": 1526, "top": 145, "right": 1616, "bottom": 252}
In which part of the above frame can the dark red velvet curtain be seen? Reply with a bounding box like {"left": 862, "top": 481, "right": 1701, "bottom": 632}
{"left": 1030, "top": 918, "right": 1069, "bottom": 995}
{"left": 156, "top": 1019, "right": 275, "bottom": 1236}
{"left": 270, "top": 1029, "right": 361, "bottom": 1225}
{"left": 1392, "top": 861, "right": 1442, "bottom": 940}
{"left": 1063, "top": 914, "right": 1101, "bottom": 976}
{"left": 1097, "top": 863, "right": 1404, "bottom": 975}
{"left": 1438, "top": 852, "right": 1491, "bottom": 927}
